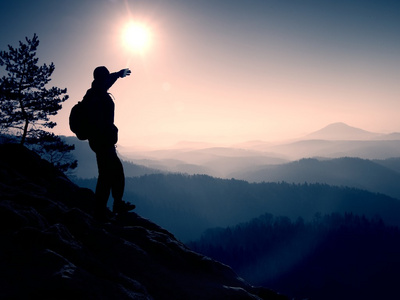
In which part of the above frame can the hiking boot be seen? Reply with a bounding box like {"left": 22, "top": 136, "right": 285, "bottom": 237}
{"left": 113, "top": 200, "right": 136, "bottom": 214}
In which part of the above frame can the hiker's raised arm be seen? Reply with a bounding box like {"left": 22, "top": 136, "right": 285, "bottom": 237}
{"left": 118, "top": 68, "right": 131, "bottom": 78}
{"left": 104, "top": 69, "right": 131, "bottom": 90}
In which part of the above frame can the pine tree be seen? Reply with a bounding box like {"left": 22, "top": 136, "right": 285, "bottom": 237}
{"left": 0, "top": 34, "right": 76, "bottom": 171}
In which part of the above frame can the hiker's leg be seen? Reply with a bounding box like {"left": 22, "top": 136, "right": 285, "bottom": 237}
{"left": 108, "top": 147, "right": 136, "bottom": 213}
{"left": 93, "top": 148, "right": 113, "bottom": 218}
{"left": 110, "top": 147, "right": 125, "bottom": 202}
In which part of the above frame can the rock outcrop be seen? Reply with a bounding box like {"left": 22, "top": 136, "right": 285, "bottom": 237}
{"left": 0, "top": 144, "right": 287, "bottom": 300}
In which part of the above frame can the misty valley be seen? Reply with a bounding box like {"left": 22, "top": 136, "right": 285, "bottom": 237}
{"left": 70, "top": 123, "right": 400, "bottom": 299}
{"left": 74, "top": 173, "right": 400, "bottom": 299}
{"left": 74, "top": 174, "right": 400, "bottom": 242}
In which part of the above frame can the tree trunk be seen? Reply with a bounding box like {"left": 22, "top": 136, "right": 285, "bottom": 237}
{"left": 20, "top": 119, "right": 28, "bottom": 145}
{"left": 18, "top": 97, "right": 28, "bottom": 146}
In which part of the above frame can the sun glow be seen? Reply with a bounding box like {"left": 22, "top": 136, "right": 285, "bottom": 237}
{"left": 122, "top": 21, "right": 151, "bottom": 53}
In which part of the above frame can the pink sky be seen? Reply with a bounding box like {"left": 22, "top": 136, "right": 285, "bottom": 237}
{"left": 1, "top": 0, "right": 399, "bottom": 148}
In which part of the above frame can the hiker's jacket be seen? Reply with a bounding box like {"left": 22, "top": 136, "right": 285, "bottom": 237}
{"left": 85, "top": 72, "right": 120, "bottom": 148}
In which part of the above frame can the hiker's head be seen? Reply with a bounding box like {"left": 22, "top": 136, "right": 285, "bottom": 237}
{"left": 93, "top": 66, "right": 110, "bottom": 82}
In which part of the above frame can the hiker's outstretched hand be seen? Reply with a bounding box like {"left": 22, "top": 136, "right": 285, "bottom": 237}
{"left": 119, "top": 68, "right": 131, "bottom": 78}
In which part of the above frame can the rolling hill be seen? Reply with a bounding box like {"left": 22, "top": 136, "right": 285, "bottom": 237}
{"left": 232, "top": 157, "right": 400, "bottom": 199}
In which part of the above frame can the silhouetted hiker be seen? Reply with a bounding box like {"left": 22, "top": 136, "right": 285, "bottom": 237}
{"left": 85, "top": 66, "right": 135, "bottom": 221}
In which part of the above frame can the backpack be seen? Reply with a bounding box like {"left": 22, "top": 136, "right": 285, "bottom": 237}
{"left": 69, "top": 99, "right": 91, "bottom": 140}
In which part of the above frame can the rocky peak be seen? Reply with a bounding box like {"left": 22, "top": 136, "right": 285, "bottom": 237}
{"left": 0, "top": 144, "right": 287, "bottom": 300}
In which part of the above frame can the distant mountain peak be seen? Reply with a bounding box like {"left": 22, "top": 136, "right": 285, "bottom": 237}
{"left": 326, "top": 122, "right": 352, "bottom": 128}
{"left": 305, "top": 122, "right": 381, "bottom": 140}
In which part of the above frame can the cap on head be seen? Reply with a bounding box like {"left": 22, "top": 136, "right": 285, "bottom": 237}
{"left": 93, "top": 66, "right": 110, "bottom": 81}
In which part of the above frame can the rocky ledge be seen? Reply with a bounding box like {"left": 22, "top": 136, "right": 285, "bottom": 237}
{"left": 0, "top": 144, "right": 287, "bottom": 300}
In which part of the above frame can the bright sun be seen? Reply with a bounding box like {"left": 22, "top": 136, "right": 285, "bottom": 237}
{"left": 122, "top": 22, "right": 151, "bottom": 53}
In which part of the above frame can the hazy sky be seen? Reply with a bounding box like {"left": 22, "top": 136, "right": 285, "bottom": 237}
{"left": 1, "top": 0, "right": 399, "bottom": 148}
